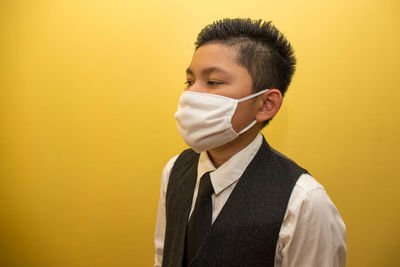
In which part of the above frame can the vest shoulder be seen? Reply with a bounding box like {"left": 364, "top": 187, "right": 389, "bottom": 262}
{"left": 267, "top": 145, "right": 308, "bottom": 174}
{"left": 175, "top": 148, "right": 199, "bottom": 165}
{"left": 169, "top": 148, "right": 200, "bottom": 180}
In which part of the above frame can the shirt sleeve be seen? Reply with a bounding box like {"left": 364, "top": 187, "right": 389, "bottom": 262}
{"left": 275, "top": 174, "right": 347, "bottom": 267}
{"left": 154, "top": 155, "right": 178, "bottom": 267}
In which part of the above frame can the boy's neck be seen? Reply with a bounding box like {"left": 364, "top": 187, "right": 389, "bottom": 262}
{"left": 207, "top": 126, "right": 260, "bottom": 168}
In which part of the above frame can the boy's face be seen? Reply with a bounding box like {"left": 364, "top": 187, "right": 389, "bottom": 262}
{"left": 185, "top": 43, "right": 261, "bottom": 133}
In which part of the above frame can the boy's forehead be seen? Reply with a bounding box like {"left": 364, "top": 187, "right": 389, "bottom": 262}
{"left": 186, "top": 66, "right": 229, "bottom": 76}
{"left": 187, "top": 43, "right": 241, "bottom": 74}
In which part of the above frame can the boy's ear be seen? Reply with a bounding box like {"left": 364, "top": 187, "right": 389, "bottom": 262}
{"left": 255, "top": 89, "right": 283, "bottom": 122}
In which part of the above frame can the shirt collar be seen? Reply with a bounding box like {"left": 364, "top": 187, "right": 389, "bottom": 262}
{"left": 197, "top": 133, "right": 263, "bottom": 195}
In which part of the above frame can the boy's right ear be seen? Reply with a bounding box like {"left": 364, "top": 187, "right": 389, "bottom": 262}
{"left": 255, "top": 89, "right": 282, "bottom": 122}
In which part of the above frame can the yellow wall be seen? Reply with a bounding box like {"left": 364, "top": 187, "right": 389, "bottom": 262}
{"left": 1, "top": 0, "right": 399, "bottom": 266}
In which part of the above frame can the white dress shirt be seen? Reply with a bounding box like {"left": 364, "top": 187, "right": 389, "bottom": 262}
{"left": 154, "top": 133, "right": 346, "bottom": 267}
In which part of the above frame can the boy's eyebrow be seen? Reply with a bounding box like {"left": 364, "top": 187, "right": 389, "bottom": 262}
{"left": 186, "top": 67, "right": 229, "bottom": 76}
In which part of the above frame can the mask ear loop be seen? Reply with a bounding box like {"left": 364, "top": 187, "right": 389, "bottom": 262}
{"left": 236, "top": 89, "right": 270, "bottom": 135}
{"left": 237, "top": 89, "right": 269, "bottom": 103}
{"left": 237, "top": 120, "right": 258, "bottom": 134}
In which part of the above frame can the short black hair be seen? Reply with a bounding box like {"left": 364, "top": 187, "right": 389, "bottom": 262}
{"left": 195, "top": 18, "right": 296, "bottom": 96}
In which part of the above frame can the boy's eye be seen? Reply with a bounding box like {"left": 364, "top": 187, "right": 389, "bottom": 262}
{"left": 184, "top": 81, "right": 194, "bottom": 86}
{"left": 208, "top": 81, "right": 222, "bottom": 86}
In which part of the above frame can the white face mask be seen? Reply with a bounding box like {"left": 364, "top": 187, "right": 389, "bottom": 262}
{"left": 174, "top": 89, "right": 269, "bottom": 153}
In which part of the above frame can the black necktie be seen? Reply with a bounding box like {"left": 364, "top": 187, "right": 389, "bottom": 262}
{"left": 185, "top": 172, "right": 214, "bottom": 265}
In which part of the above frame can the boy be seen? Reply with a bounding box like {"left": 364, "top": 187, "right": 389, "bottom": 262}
{"left": 154, "top": 18, "right": 346, "bottom": 267}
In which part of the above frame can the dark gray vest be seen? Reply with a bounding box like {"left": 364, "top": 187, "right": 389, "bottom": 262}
{"left": 162, "top": 137, "right": 307, "bottom": 267}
